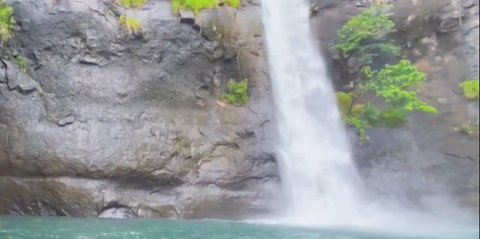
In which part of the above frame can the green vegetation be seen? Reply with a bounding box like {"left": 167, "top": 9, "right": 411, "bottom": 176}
{"left": 119, "top": 15, "right": 142, "bottom": 35}
{"left": 362, "top": 60, "right": 437, "bottom": 114}
{"left": 117, "top": 0, "right": 147, "bottom": 8}
{"left": 332, "top": 4, "right": 399, "bottom": 73}
{"left": 460, "top": 79, "right": 479, "bottom": 100}
{"left": 337, "top": 60, "right": 437, "bottom": 140}
{"left": 171, "top": 0, "right": 240, "bottom": 15}
{"left": 0, "top": 0, "right": 15, "bottom": 43}
{"left": 332, "top": 4, "right": 438, "bottom": 141}
{"left": 15, "top": 55, "right": 28, "bottom": 72}
{"left": 223, "top": 79, "right": 248, "bottom": 106}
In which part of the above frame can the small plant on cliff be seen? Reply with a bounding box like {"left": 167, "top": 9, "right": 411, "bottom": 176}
{"left": 15, "top": 55, "right": 28, "bottom": 72}
{"left": 119, "top": 15, "right": 142, "bottom": 35}
{"left": 116, "top": 0, "right": 147, "bottom": 8}
{"left": 460, "top": 79, "right": 480, "bottom": 100}
{"left": 332, "top": 4, "right": 399, "bottom": 77}
{"left": 223, "top": 79, "right": 248, "bottom": 106}
{"left": 0, "top": 0, "right": 15, "bottom": 44}
{"left": 171, "top": 0, "right": 240, "bottom": 15}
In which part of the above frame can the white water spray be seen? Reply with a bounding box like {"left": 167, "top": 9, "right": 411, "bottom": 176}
{"left": 260, "top": 0, "right": 479, "bottom": 235}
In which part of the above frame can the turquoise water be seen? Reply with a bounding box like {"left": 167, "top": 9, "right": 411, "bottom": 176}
{"left": 0, "top": 216, "right": 478, "bottom": 239}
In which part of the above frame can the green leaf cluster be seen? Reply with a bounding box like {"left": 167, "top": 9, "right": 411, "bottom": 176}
{"left": 333, "top": 5, "right": 438, "bottom": 141}
{"left": 0, "top": 0, "right": 15, "bottom": 43}
{"left": 460, "top": 79, "right": 479, "bottom": 100}
{"left": 362, "top": 60, "right": 437, "bottom": 114}
{"left": 171, "top": 0, "right": 240, "bottom": 15}
{"left": 223, "top": 79, "right": 248, "bottom": 106}
{"left": 119, "top": 15, "right": 142, "bottom": 35}
{"left": 333, "top": 4, "right": 399, "bottom": 67}
{"left": 336, "top": 61, "right": 437, "bottom": 140}
{"left": 117, "top": 0, "right": 147, "bottom": 8}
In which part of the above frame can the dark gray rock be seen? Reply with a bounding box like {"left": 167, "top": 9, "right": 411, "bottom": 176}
{"left": 57, "top": 114, "right": 75, "bottom": 127}
{"left": 0, "top": 0, "right": 278, "bottom": 219}
{"left": 98, "top": 207, "right": 137, "bottom": 219}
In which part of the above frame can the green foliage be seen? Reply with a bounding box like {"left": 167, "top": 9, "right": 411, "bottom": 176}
{"left": 119, "top": 15, "right": 142, "bottom": 35}
{"left": 0, "top": 0, "right": 15, "bottom": 43}
{"left": 15, "top": 55, "right": 28, "bottom": 72}
{"left": 336, "top": 92, "right": 353, "bottom": 114}
{"left": 337, "top": 61, "right": 436, "bottom": 139}
{"left": 460, "top": 79, "right": 479, "bottom": 100}
{"left": 223, "top": 0, "right": 240, "bottom": 8}
{"left": 380, "top": 108, "right": 406, "bottom": 127}
{"left": 345, "top": 115, "right": 370, "bottom": 142}
{"left": 223, "top": 79, "right": 248, "bottom": 106}
{"left": 117, "top": 0, "right": 147, "bottom": 8}
{"left": 343, "top": 104, "right": 380, "bottom": 141}
{"left": 332, "top": 4, "right": 399, "bottom": 68}
{"left": 171, "top": 0, "right": 240, "bottom": 15}
{"left": 332, "top": 5, "right": 439, "bottom": 141}
{"left": 362, "top": 60, "right": 437, "bottom": 114}
{"left": 361, "top": 104, "right": 381, "bottom": 127}
{"left": 336, "top": 92, "right": 377, "bottom": 141}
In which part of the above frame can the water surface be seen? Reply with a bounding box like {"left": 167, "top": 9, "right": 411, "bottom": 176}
{"left": 0, "top": 216, "right": 477, "bottom": 239}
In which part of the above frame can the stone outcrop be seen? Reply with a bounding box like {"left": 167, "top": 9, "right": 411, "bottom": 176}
{"left": 0, "top": 0, "right": 278, "bottom": 219}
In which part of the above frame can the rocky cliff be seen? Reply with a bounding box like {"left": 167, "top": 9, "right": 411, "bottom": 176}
{"left": 0, "top": 0, "right": 278, "bottom": 219}
{"left": 0, "top": 0, "right": 478, "bottom": 219}
{"left": 312, "top": 0, "right": 479, "bottom": 212}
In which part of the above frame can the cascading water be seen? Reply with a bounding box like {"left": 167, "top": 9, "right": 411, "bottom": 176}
{"left": 260, "top": 0, "right": 479, "bottom": 235}
{"left": 261, "top": 0, "right": 364, "bottom": 226}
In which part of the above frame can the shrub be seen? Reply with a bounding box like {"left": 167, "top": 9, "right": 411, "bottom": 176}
{"left": 0, "top": 0, "right": 15, "bottom": 43}
{"left": 332, "top": 4, "right": 399, "bottom": 72}
{"left": 171, "top": 0, "right": 240, "bottom": 15}
{"left": 117, "top": 0, "right": 147, "bottom": 8}
{"left": 223, "top": 79, "right": 248, "bottom": 106}
{"left": 460, "top": 79, "right": 479, "bottom": 100}
{"left": 119, "top": 15, "right": 142, "bottom": 35}
{"left": 362, "top": 60, "right": 437, "bottom": 114}
{"left": 338, "top": 61, "right": 437, "bottom": 139}
{"left": 15, "top": 55, "right": 28, "bottom": 72}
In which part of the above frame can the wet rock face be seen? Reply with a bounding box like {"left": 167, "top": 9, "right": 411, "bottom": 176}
{"left": 311, "top": 0, "right": 479, "bottom": 213}
{"left": 0, "top": 0, "right": 279, "bottom": 219}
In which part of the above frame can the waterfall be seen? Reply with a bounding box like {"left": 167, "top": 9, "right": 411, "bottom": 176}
{"left": 260, "top": 0, "right": 478, "bottom": 235}
{"left": 261, "top": 0, "right": 364, "bottom": 226}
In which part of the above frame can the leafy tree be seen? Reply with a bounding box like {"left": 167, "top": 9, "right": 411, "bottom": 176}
{"left": 0, "top": 0, "right": 15, "bottom": 44}
{"left": 171, "top": 0, "right": 240, "bottom": 15}
{"left": 361, "top": 60, "right": 437, "bottom": 114}
{"left": 362, "top": 60, "right": 437, "bottom": 114}
{"left": 332, "top": 4, "right": 399, "bottom": 79}
{"left": 337, "top": 60, "right": 437, "bottom": 141}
